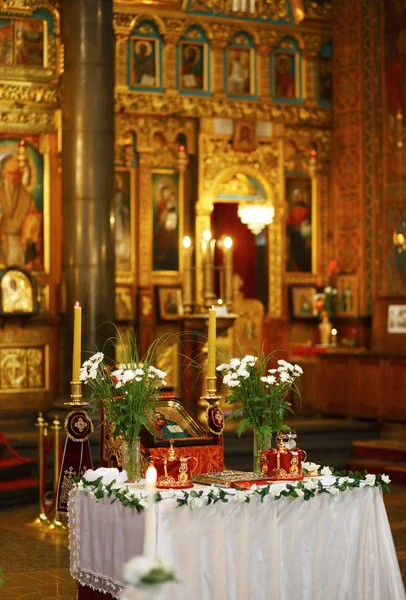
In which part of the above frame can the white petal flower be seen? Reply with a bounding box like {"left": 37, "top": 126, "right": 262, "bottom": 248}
{"left": 139, "top": 497, "right": 148, "bottom": 508}
{"left": 261, "top": 375, "right": 276, "bottom": 386}
{"left": 135, "top": 376, "right": 143, "bottom": 382}
{"left": 279, "top": 371, "right": 291, "bottom": 383}
{"left": 188, "top": 496, "right": 203, "bottom": 509}
{"left": 304, "top": 481, "right": 317, "bottom": 491}
{"left": 365, "top": 474, "right": 376, "bottom": 486}
{"left": 237, "top": 368, "right": 250, "bottom": 379}
{"left": 115, "top": 381, "right": 123, "bottom": 389}
{"left": 122, "top": 370, "right": 136, "bottom": 383}
{"left": 89, "top": 365, "right": 98, "bottom": 380}
{"left": 79, "top": 368, "right": 88, "bottom": 382}
{"left": 135, "top": 368, "right": 144, "bottom": 376}
{"left": 295, "top": 488, "right": 305, "bottom": 499}
{"left": 327, "top": 486, "right": 340, "bottom": 496}
{"left": 123, "top": 556, "right": 162, "bottom": 586}
{"left": 302, "top": 462, "right": 320, "bottom": 474}
{"left": 381, "top": 474, "right": 391, "bottom": 484}
{"left": 269, "top": 483, "right": 286, "bottom": 497}
{"left": 77, "top": 480, "right": 85, "bottom": 490}
{"left": 228, "top": 379, "right": 240, "bottom": 387}
{"left": 268, "top": 368, "right": 278, "bottom": 374}
{"left": 241, "top": 355, "right": 257, "bottom": 366}
{"left": 82, "top": 360, "right": 92, "bottom": 368}
{"left": 112, "top": 369, "right": 123, "bottom": 379}
{"left": 321, "top": 466, "right": 333, "bottom": 477}
{"left": 233, "top": 490, "right": 247, "bottom": 503}
{"left": 88, "top": 491, "right": 99, "bottom": 502}
{"left": 324, "top": 286, "right": 332, "bottom": 294}
{"left": 229, "top": 358, "right": 241, "bottom": 369}
{"left": 293, "top": 364, "right": 303, "bottom": 375}
{"left": 216, "top": 363, "right": 230, "bottom": 372}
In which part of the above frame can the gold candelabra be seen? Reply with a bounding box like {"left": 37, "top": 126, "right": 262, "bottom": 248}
{"left": 197, "top": 376, "right": 223, "bottom": 424}
{"left": 64, "top": 381, "right": 88, "bottom": 407}
{"left": 48, "top": 415, "right": 65, "bottom": 531}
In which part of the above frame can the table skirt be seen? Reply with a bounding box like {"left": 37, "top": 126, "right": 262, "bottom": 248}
{"left": 70, "top": 486, "right": 406, "bottom": 600}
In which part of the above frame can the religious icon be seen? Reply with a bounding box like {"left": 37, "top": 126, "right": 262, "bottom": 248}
{"left": 158, "top": 286, "right": 183, "bottom": 320}
{"left": 152, "top": 172, "right": 179, "bottom": 271}
{"left": 290, "top": 285, "right": 317, "bottom": 319}
{"left": 274, "top": 53, "right": 296, "bottom": 99}
{"left": 0, "top": 20, "right": 13, "bottom": 65}
{"left": 131, "top": 38, "right": 157, "bottom": 88}
{"left": 114, "top": 170, "right": 132, "bottom": 274}
{"left": 227, "top": 48, "right": 251, "bottom": 95}
{"left": 319, "top": 57, "right": 332, "bottom": 103}
{"left": 336, "top": 274, "right": 358, "bottom": 317}
{"left": 0, "top": 139, "right": 44, "bottom": 271}
{"left": 15, "top": 19, "right": 44, "bottom": 66}
{"left": 285, "top": 177, "right": 312, "bottom": 273}
{"left": 233, "top": 120, "right": 256, "bottom": 152}
{"left": 388, "top": 304, "right": 406, "bottom": 334}
{"left": 115, "top": 286, "right": 134, "bottom": 321}
{"left": 181, "top": 43, "right": 204, "bottom": 91}
{"left": 0, "top": 266, "right": 37, "bottom": 316}
{"left": 152, "top": 411, "right": 191, "bottom": 439}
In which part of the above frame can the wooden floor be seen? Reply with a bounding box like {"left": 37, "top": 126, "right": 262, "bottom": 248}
{"left": 0, "top": 490, "right": 405, "bottom": 599}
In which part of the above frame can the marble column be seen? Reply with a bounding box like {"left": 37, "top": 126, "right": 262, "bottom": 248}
{"left": 60, "top": 0, "right": 115, "bottom": 394}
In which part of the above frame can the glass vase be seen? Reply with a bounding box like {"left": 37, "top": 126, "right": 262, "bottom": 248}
{"left": 253, "top": 429, "right": 273, "bottom": 474}
{"left": 122, "top": 436, "right": 141, "bottom": 482}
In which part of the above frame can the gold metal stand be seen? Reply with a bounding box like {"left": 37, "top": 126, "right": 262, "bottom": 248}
{"left": 64, "top": 381, "right": 88, "bottom": 406}
{"left": 48, "top": 415, "right": 66, "bottom": 531}
{"left": 197, "top": 377, "right": 223, "bottom": 425}
{"left": 28, "top": 413, "right": 51, "bottom": 527}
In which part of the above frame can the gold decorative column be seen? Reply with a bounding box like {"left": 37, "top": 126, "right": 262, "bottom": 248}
{"left": 138, "top": 152, "right": 154, "bottom": 287}
{"left": 163, "top": 22, "right": 181, "bottom": 92}
{"left": 211, "top": 24, "right": 229, "bottom": 96}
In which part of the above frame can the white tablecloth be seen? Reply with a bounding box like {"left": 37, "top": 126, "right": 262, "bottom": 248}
{"left": 69, "top": 485, "right": 406, "bottom": 600}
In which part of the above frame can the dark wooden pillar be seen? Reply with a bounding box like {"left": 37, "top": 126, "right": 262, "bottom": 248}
{"left": 60, "top": 0, "right": 115, "bottom": 394}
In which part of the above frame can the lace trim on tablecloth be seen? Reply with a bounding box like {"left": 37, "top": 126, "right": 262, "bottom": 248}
{"left": 68, "top": 488, "right": 124, "bottom": 599}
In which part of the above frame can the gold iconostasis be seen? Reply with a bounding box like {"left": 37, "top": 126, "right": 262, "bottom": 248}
{"left": 0, "top": 0, "right": 404, "bottom": 416}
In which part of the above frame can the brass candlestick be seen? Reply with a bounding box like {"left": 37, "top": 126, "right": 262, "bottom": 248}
{"left": 64, "top": 381, "right": 88, "bottom": 406}
{"left": 197, "top": 376, "right": 223, "bottom": 424}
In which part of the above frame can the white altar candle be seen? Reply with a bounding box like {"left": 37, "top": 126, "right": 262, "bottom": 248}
{"left": 143, "top": 466, "right": 157, "bottom": 557}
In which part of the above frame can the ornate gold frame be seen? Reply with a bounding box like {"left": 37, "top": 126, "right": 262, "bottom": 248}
{"left": 197, "top": 131, "right": 284, "bottom": 317}
{"left": 179, "top": 40, "right": 209, "bottom": 93}
{"left": 284, "top": 171, "right": 320, "bottom": 286}
{"left": 115, "top": 166, "right": 136, "bottom": 283}
{"left": 0, "top": 133, "right": 51, "bottom": 275}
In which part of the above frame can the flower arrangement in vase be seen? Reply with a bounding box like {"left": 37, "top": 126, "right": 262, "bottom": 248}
{"left": 79, "top": 331, "right": 170, "bottom": 482}
{"left": 217, "top": 352, "right": 303, "bottom": 473}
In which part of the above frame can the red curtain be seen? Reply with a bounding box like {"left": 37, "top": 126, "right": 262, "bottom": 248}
{"left": 211, "top": 203, "right": 257, "bottom": 298}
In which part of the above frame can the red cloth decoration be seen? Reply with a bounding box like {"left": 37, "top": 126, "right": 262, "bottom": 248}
{"left": 149, "top": 447, "right": 198, "bottom": 489}
{"left": 260, "top": 448, "right": 305, "bottom": 481}
{"left": 56, "top": 410, "right": 93, "bottom": 514}
{"left": 148, "top": 444, "right": 224, "bottom": 474}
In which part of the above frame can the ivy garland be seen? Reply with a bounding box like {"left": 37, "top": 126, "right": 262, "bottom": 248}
{"left": 75, "top": 470, "right": 391, "bottom": 512}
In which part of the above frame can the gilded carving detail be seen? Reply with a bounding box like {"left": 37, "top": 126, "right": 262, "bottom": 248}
{"left": 303, "top": 0, "right": 332, "bottom": 20}
{"left": 0, "top": 111, "right": 56, "bottom": 133}
{"left": 0, "top": 83, "right": 60, "bottom": 105}
{"left": 116, "top": 92, "right": 332, "bottom": 127}
{"left": 187, "top": 0, "right": 290, "bottom": 22}
{"left": 0, "top": 346, "right": 45, "bottom": 390}
{"left": 284, "top": 126, "right": 331, "bottom": 172}
{"left": 113, "top": 12, "right": 134, "bottom": 29}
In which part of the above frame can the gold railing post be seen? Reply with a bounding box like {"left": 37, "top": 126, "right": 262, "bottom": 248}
{"left": 48, "top": 415, "right": 66, "bottom": 531}
{"left": 28, "top": 412, "right": 50, "bottom": 527}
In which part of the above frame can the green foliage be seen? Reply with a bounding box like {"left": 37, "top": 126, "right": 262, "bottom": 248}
{"left": 219, "top": 347, "right": 301, "bottom": 445}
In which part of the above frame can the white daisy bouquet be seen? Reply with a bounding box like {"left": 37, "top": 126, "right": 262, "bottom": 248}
{"left": 217, "top": 353, "right": 303, "bottom": 441}
{"left": 79, "top": 331, "right": 169, "bottom": 440}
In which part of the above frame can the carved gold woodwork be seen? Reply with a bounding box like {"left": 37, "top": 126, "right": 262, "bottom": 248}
{"left": 197, "top": 129, "right": 284, "bottom": 316}
{"left": 0, "top": 345, "right": 48, "bottom": 391}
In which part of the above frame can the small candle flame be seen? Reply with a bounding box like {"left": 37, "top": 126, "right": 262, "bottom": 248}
{"left": 331, "top": 328, "right": 337, "bottom": 336}
{"left": 75, "top": 301, "right": 80, "bottom": 307}
{"left": 218, "top": 299, "right": 223, "bottom": 305}
{"left": 146, "top": 466, "right": 157, "bottom": 485}
{"left": 183, "top": 235, "right": 192, "bottom": 248}
{"left": 203, "top": 229, "right": 212, "bottom": 242}
{"left": 224, "top": 236, "right": 233, "bottom": 249}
